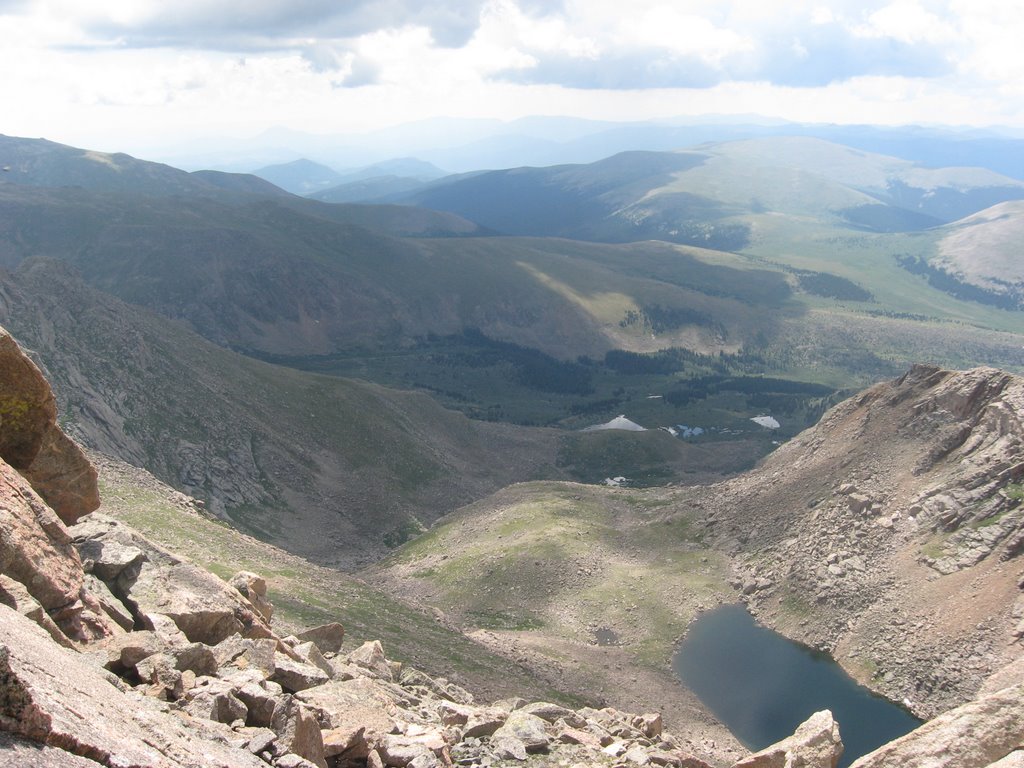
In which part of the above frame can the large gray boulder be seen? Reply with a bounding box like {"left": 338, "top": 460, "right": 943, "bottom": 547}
{"left": 0, "top": 603, "right": 266, "bottom": 767}
{"left": 732, "top": 710, "right": 842, "bottom": 768}
{"left": 849, "top": 683, "right": 1024, "bottom": 768}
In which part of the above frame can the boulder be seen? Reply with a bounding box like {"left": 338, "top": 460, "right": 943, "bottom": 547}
{"left": 0, "top": 460, "right": 84, "bottom": 620}
{"left": 19, "top": 423, "right": 99, "bottom": 525}
{"left": 130, "top": 558, "right": 273, "bottom": 645}
{"left": 295, "top": 677, "right": 396, "bottom": 741}
{"left": 0, "top": 328, "right": 98, "bottom": 524}
{"left": 0, "top": 328, "right": 57, "bottom": 470}
{"left": 733, "top": 710, "right": 842, "bottom": 768}
{"left": 296, "top": 622, "right": 346, "bottom": 654}
{"left": 491, "top": 711, "right": 550, "bottom": 754}
{"left": 520, "top": 701, "right": 576, "bottom": 724}
{"left": 235, "top": 680, "right": 283, "bottom": 728}
{"left": 293, "top": 640, "right": 334, "bottom": 678}
{"left": 0, "top": 573, "right": 74, "bottom": 648}
{"left": 213, "top": 636, "right": 277, "bottom": 676}
{"left": 231, "top": 570, "right": 273, "bottom": 623}
{"left": 0, "top": 731, "right": 105, "bottom": 767}
{"left": 0, "top": 603, "right": 266, "bottom": 767}
{"left": 348, "top": 639, "right": 394, "bottom": 680}
{"left": 849, "top": 683, "right": 1024, "bottom": 768}
{"left": 270, "top": 653, "right": 331, "bottom": 693}
{"left": 135, "top": 652, "right": 185, "bottom": 700}
{"left": 271, "top": 695, "right": 327, "bottom": 768}
{"left": 182, "top": 682, "right": 249, "bottom": 725}
{"left": 102, "top": 630, "right": 164, "bottom": 672}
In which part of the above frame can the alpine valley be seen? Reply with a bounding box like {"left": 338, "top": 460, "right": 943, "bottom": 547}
{"left": 1, "top": 124, "right": 1023, "bottom": 768}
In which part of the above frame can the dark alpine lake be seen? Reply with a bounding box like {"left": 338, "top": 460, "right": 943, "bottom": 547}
{"left": 672, "top": 604, "right": 921, "bottom": 767}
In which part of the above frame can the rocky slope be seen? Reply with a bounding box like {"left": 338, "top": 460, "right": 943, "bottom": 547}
{"left": 0, "top": 321, "right": 830, "bottom": 768}
{"left": 3, "top": 321, "right": 1022, "bottom": 768}
{"left": 374, "top": 364, "right": 1024, "bottom": 766}
{"left": 686, "top": 364, "right": 1024, "bottom": 718}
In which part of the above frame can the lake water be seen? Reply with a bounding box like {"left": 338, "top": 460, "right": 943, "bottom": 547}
{"left": 672, "top": 604, "right": 921, "bottom": 767}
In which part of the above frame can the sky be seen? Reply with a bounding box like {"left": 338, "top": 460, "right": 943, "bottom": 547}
{"left": 4, "top": 0, "right": 1024, "bottom": 156}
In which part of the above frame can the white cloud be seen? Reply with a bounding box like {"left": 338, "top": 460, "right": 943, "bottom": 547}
{"left": 855, "top": 1, "right": 957, "bottom": 44}
{"left": 2, "top": 0, "right": 1024, "bottom": 155}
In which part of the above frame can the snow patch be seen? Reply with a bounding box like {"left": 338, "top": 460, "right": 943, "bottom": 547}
{"left": 583, "top": 415, "right": 646, "bottom": 432}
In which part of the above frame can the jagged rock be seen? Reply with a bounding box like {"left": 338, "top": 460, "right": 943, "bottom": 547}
{"left": 380, "top": 732, "right": 448, "bottom": 767}
{"left": 234, "top": 680, "right": 283, "bottom": 727}
{"left": 0, "top": 603, "right": 266, "bottom": 767}
{"left": 348, "top": 639, "right": 394, "bottom": 680}
{"left": 75, "top": 535, "right": 146, "bottom": 584}
{"left": 294, "top": 640, "right": 334, "bottom": 678}
{"left": 0, "top": 460, "right": 83, "bottom": 617}
{"left": 0, "top": 573, "right": 75, "bottom": 648}
{"left": 103, "top": 630, "right": 164, "bottom": 671}
{"left": 400, "top": 666, "right": 474, "bottom": 705}
{"left": 0, "top": 731, "right": 105, "bottom": 767}
{"left": 849, "top": 683, "right": 1024, "bottom": 768}
{"left": 625, "top": 745, "right": 653, "bottom": 765}
{"left": 558, "top": 727, "right": 602, "bottom": 748}
{"left": 214, "top": 636, "right": 277, "bottom": 676}
{"left": 231, "top": 570, "right": 274, "bottom": 623}
{"left": 733, "top": 710, "right": 842, "bottom": 768}
{"left": 492, "top": 711, "right": 550, "bottom": 753}
{"left": 491, "top": 736, "right": 528, "bottom": 761}
{"left": 520, "top": 701, "right": 577, "bottom": 724}
{"left": 183, "top": 681, "right": 249, "bottom": 724}
{"left": 296, "top": 621, "right": 346, "bottom": 654}
{"left": 277, "top": 755, "right": 321, "bottom": 768}
{"left": 240, "top": 726, "right": 278, "bottom": 755}
{"left": 634, "top": 712, "right": 664, "bottom": 739}
{"left": 84, "top": 573, "right": 134, "bottom": 631}
{"left": 0, "top": 329, "right": 99, "bottom": 524}
{"left": 172, "top": 641, "right": 219, "bottom": 676}
{"left": 271, "top": 653, "right": 331, "bottom": 693}
{"left": 0, "top": 328, "right": 57, "bottom": 470}
{"left": 131, "top": 560, "right": 273, "bottom": 645}
{"left": 271, "top": 695, "right": 327, "bottom": 768}
{"left": 296, "top": 677, "right": 396, "bottom": 750}
{"left": 19, "top": 423, "right": 99, "bottom": 525}
{"left": 72, "top": 514, "right": 274, "bottom": 646}
{"left": 136, "top": 652, "right": 185, "bottom": 700}
{"left": 463, "top": 708, "right": 508, "bottom": 738}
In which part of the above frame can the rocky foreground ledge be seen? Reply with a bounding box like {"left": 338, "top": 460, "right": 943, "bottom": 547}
{"left": 1, "top": 326, "right": 1023, "bottom": 767}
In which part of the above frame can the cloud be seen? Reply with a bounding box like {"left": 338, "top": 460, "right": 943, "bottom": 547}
{"left": 332, "top": 54, "right": 381, "bottom": 87}
{"left": 77, "top": 0, "right": 493, "bottom": 51}
{"left": 492, "top": 3, "right": 956, "bottom": 90}
{"left": 499, "top": 50, "right": 722, "bottom": 90}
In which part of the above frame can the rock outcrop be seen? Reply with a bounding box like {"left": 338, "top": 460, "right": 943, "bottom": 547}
{"left": 849, "top": 682, "right": 1024, "bottom": 768}
{"left": 0, "top": 327, "right": 98, "bottom": 524}
{"left": 696, "top": 365, "right": 1024, "bottom": 717}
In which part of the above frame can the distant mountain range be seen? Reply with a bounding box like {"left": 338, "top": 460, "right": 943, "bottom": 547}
{"left": 151, "top": 117, "right": 1024, "bottom": 180}
{"left": 5, "top": 130, "right": 1024, "bottom": 564}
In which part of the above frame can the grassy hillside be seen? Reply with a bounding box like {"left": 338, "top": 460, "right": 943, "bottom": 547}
{"left": 94, "top": 454, "right": 581, "bottom": 706}
{"left": 3, "top": 257, "right": 794, "bottom": 566}
{"left": 372, "top": 480, "right": 736, "bottom": 729}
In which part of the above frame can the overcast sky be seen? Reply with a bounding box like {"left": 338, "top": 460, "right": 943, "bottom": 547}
{"left": 4, "top": 1, "right": 1024, "bottom": 155}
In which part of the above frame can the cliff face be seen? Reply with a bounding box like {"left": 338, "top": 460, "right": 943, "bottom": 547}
{"left": 690, "top": 364, "right": 1024, "bottom": 718}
